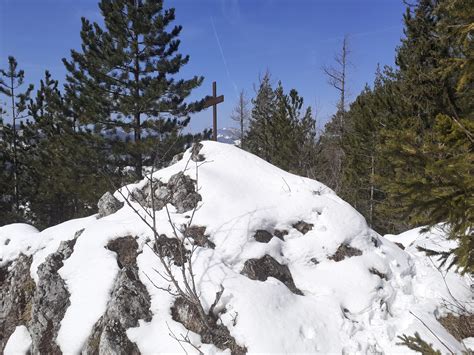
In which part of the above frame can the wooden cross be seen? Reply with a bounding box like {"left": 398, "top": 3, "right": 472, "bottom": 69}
{"left": 203, "top": 81, "right": 224, "bottom": 141}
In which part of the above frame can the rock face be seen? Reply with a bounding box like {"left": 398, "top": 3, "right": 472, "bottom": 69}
{"left": 190, "top": 142, "right": 205, "bottom": 162}
{"left": 154, "top": 234, "right": 189, "bottom": 266}
{"left": 329, "top": 243, "right": 363, "bottom": 262}
{"left": 253, "top": 230, "right": 273, "bottom": 243}
{"left": 98, "top": 192, "right": 124, "bottom": 218}
{"left": 184, "top": 226, "right": 215, "bottom": 249}
{"left": 171, "top": 297, "right": 246, "bottom": 355}
{"left": 167, "top": 172, "right": 202, "bottom": 213}
{"left": 273, "top": 229, "right": 288, "bottom": 240}
{"left": 82, "top": 236, "right": 152, "bottom": 354}
{"left": 28, "top": 236, "right": 78, "bottom": 354}
{"left": 292, "top": 221, "right": 313, "bottom": 235}
{"left": 0, "top": 255, "right": 35, "bottom": 352}
{"left": 241, "top": 255, "right": 303, "bottom": 295}
{"left": 131, "top": 172, "right": 201, "bottom": 214}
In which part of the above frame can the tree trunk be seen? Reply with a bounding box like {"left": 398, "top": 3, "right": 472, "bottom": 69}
{"left": 133, "top": 35, "right": 142, "bottom": 180}
{"left": 10, "top": 76, "right": 19, "bottom": 212}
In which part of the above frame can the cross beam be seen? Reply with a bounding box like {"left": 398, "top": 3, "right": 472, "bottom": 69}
{"left": 203, "top": 81, "right": 224, "bottom": 141}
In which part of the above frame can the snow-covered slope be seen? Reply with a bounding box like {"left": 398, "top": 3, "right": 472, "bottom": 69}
{"left": 0, "top": 141, "right": 472, "bottom": 354}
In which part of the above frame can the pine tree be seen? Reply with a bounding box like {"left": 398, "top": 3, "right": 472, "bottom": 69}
{"left": 245, "top": 74, "right": 316, "bottom": 176}
{"left": 63, "top": 0, "right": 206, "bottom": 179}
{"left": 0, "top": 56, "right": 33, "bottom": 218}
{"left": 376, "top": 0, "right": 473, "bottom": 272}
{"left": 246, "top": 71, "right": 276, "bottom": 160}
{"left": 397, "top": 332, "right": 441, "bottom": 355}
{"left": 23, "top": 71, "right": 111, "bottom": 228}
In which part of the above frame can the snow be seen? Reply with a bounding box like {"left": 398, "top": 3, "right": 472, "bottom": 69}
{"left": 1, "top": 141, "right": 472, "bottom": 354}
{"left": 4, "top": 326, "right": 32, "bottom": 355}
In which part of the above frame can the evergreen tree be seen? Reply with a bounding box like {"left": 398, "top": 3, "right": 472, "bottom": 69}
{"left": 246, "top": 71, "right": 276, "bottom": 160}
{"left": 63, "top": 0, "right": 206, "bottom": 180}
{"left": 245, "top": 73, "right": 316, "bottom": 175}
{"left": 375, "top": 0, "right": 473, "bottom": 271}
{"left": 0, "top": 56, "right": 33, "bottom": 219}
{"left": 23, "top": 71, "right": 111, "bottom": 228}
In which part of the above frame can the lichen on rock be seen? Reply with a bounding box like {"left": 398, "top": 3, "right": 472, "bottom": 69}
{"left": 0, "top": 254, "right": 35, "bottom": 352}
{"left": 28, "top": 238, "right": 77, "bottom": 354}
{"left": 98, "top": 191, "right": 124, "bottom": 218}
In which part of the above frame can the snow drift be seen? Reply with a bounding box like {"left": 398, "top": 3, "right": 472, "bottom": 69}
{"left": 0, "top": 141, "right": 472, "bottom": 354}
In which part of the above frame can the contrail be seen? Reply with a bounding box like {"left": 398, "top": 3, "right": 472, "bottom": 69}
{"left": 210, "top": 16, "right": 239, "bottom": 99}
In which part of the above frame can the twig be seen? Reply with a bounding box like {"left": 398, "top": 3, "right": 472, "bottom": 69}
{"left": 409, "top": 310, "right": 455, "bottom": 355}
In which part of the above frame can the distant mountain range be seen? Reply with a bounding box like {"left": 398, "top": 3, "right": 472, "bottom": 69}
{"left": 216, "top": 127, "right": 241, "bottom": 145}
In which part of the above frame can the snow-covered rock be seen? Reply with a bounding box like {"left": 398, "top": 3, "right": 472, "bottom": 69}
{"left": 97, "top": 191, "right": 124, "bottom": 218}
{"left": 0, "top": 141, "right": 472, "bottom": 354}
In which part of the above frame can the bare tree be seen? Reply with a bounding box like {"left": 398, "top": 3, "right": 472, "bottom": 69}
{"left": 323, "top": 35, "right": 350, "bottom": 118}
{"left": 231, "top": 90, "right": 250, "bottom": 145}
{"left": 317, "top": 35, "right": 351, "bottom": 194}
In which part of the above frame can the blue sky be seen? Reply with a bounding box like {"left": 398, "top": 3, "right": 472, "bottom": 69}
{"left": 0, "top": 0, "right": 406, "bottom": 132}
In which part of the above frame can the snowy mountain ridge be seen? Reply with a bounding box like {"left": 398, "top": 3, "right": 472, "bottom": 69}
{"left": 0, "top": 141, "right": 472, "bottom": 354}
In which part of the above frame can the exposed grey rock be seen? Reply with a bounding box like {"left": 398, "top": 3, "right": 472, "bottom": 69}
{"left": 394, "top": 242, "right": 405, "bottom": 250}
{"left": 154, "top": 234, "right": 188, "bottom": 266}
{"left": 98, "top": 192, "right": 124, "bottom": 218}
{"left": 82, "top": 236, "right": 151, "bottom": 354}
{"left": 130, "top": 172, "right": 201, "bottom": 214}
{"left": 369, "top": 268, "right": 388, "bottom": 280}
{"left": 191, "top": 142, "right": 205, "bottom": 162}
{"left": 273, "top": 229, "right": 288, "bottom": 240}
{"left": 0, "top": 254, "right": 35, "bottom": 352}
{"left": 170, "top": 152, "right": 184, "bottom": 165}
{"left": 292, "top": 221, "right": 313, "bottom": 235}
{"left": 241, "top": 255, "right": 303, "bottom": 296}
{"left": 254, "top": 230, "right": 273, "bottom": 243}
{"left": 171, "top": 297, "right": 247, "bottom": 355}
{"left": 167, "top": 172, "right": 202, "bottom": 213}
{"left": 329, "top": 244, "right": 363, "bottom": 262}
{"left": 29, "top": 238, "right": 77, "bottom": 354}
{"left": 184, "top": 226, "right": 215, "bottom": 249}
{"left": 106, "top": 236, "right": 138, "bottom": 269}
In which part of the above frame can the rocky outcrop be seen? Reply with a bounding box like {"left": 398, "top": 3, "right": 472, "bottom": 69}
{"left": 98, "top": 192, "right": 124, "bottom": 218}
{"left": 154, "top": 234, "right": 189, "bottom": 266}
{"left": 167, "top": 172, "right": 202, "bottom": 213}
{"left": 191, "top": 142, "right": 205, "bottom": 162}
{"left": 0, "top": 254, "right": 35, "bottom": 352}
{"left": 253, "top": 230, "right": 273, "bottom": 243}
{"left": 329, "top": 243, "right": 363, "bottom": 262}
{"left": 292, "top": 221, "right": 313, "bottom": 235}
{"left": 273, "top": 229, "right": 288, "bottom": 240}
{"left": 171, "top": 297, "right": 247, "bottom": 355}
{"left": 82, "top": 236, "right": 152, "bottom": 354}
{"left": 184, "top": 226, "right": 215, "bottom": 249}
{"left": 131, "top": 172, "right": 201, "bottom": 214}
{"left": 28, "top": 235, "right": 79, "bottom": 354}
{"left": 241, "top": 255, "right": 303, "bottom": 295}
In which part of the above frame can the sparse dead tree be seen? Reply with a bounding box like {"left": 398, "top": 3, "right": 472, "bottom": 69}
{"left": 231, "top": 90, "right": 250, "bottom": 145}
{"left": 323, "top": 35, "right": 350, "bottom": 118}
{"left": 317, "top": 35, "right": 352, "bottom": 194}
